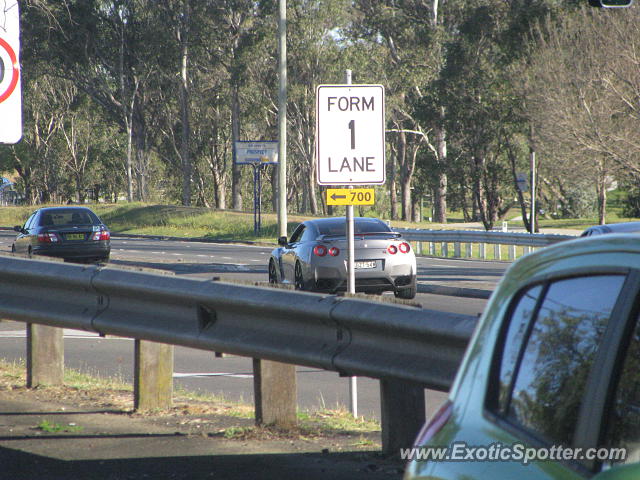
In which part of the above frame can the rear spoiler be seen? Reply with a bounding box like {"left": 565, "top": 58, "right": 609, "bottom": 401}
{"left": 317, "top": 232, "right": 402, "bottom": 241}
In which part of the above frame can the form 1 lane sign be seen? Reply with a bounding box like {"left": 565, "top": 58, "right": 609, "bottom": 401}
{"left": 316, "top": 84, "right": 385, "bottom": 185}
{"left": 326, "top": 188, "right": 375, "bottom": 206}
{"left": 0, "top": 0, "right": 22, "bottom": 144}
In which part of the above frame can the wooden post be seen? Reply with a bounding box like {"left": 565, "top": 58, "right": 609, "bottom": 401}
{"left": 134, "top": 340, "right": 174, "bottom": 411}
{"left": 253, "top": 359, "right": 297, "bottom": 427}
{"left": 27, "top": 324, "right": 64, "bottom": 387}
{"left": 380, "top": 378, "right": 425, "bottom": 455}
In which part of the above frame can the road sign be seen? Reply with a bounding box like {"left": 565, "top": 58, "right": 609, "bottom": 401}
{"left": 516, "top": 172, "right": 529, "bottom": 192}
{"left": 0, "top": 1, "right": 22, "bottom": 144}
{"left": 326, "top": 188, "right": 375, "bottom": 206}
{"left": 234, "top": 141, "right": 278, "bottom": 165}
{"left": 316, "top": 84, "right": 385, "bottom": 185}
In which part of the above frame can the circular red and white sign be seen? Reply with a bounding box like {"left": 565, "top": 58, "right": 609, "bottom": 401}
{"left": 0, "top": 37, "right": 19, "bottom": 104}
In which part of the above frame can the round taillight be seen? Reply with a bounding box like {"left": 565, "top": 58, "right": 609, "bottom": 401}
{"left": 387, "top": 244, "right": 398, "bottom": 254}
{"left": 328, "top": 247, "right": 340, "bottom": 257}
{"left": 313, "top": 245, "right": 327, "bottom": 257}
{"left": 399, "top": 242, "right": 410, "bottom": 254}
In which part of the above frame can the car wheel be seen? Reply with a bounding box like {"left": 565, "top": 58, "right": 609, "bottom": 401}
{"left": 294, "top": 262, "right": 305, "bottom": 290}
{"left": 395, "top": 277, "right": 417, "bottom": 300}
{"left": 268, "top": 260, "right": 278, "bottom": 284}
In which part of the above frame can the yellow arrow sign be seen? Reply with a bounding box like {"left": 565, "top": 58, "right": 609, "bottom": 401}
{"left": 326, "top": 188, "right": 375, "bottom": 206}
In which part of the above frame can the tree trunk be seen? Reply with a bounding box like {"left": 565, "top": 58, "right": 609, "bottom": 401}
{"left": 179, "top": 0, "right": 191, "bottom": 207}
{"left": 433, "top": 111, "right": 447, "bottom": 223}
{"left": 231, "top": 83, "right": 242, "bottom": 210}
{"left": 507, "top": 143, "right": 530, "bottom": 232}
{"left": 308, "top": 165, "right": 318, "bottom": 215}
{"left": 597, "top": 162, "right": 607, "bottom": 225}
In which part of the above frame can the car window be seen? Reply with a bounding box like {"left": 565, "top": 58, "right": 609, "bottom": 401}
{"left": 289, "top": 225, "right": 305, "bottom": 243}
{"left": 494, "top": 275, "right": 626, "bottom": 447}
{"left": 24, "top": 213, "right": 36, "bottom": 230}
{"left": 317, "top": 219, "right": 391, "bottom": 236}
{"left": 497, "top": 285, "right": 543, "bottom": 410}
{"left": 38, "top": 209, "right": 97, "bottom": 227}
{"left": 602, "top": 310, "right": 640, "bottom": 466}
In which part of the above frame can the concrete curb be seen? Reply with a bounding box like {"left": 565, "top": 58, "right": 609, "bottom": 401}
{"left": 417, "top": 283, "right": 493, "bottom": 299}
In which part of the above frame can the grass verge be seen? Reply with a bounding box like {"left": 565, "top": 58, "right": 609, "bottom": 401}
{"left": 0, "top": 358, "right": 380, "bottom": 445}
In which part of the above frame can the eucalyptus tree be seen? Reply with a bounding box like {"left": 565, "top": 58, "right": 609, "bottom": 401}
{"left": 523, "top": 7, "right": 637, "bottom": 224}
{"left": 283, "top": 0, "right": 357, "bottom": 215}
{"left": 21, "top": 0, "right": 167, "bottom": 202}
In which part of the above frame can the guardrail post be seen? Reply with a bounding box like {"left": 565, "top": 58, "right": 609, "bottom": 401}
{"left": 494, "top": 244, "right": 501, "bottom": 261}
{"left": 134, "top": 340, "right": 174, "bottom": 411}
{"left": 380, "top": 378, "right": 425, "bottom": 455}
{"left": 253, "top": 359, "right": 297, "bottom": 427}
{"left": 27, "top": 324, "right": 63, "bottom": 387}
{"left": 465, "top": 243, "right": 473, "bottom": 258}
{"left": 442, "top": 243, "right": 448, "bottom": 258}
{"left": 524, "top": 246, "right": 531, "bottom": 255}
{"left": 509, "top": 245, "right": 516, "bottom": 261}
{"left": 429, "top": 242, "right": 435, "bottom": 256}
{"left": 480, "top": 243, "right": 486, "bottom": 260}
{"left": 453, "top": 243, "right": 461, "bottom": 258}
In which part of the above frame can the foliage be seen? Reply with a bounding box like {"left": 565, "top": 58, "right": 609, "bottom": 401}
{"left": 1, "top": 1, "right": 638, "bottom": 228}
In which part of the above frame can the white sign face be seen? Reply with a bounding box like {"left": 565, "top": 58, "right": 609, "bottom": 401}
{"left": 316, "top": 84, "right": 385, "bottom": 185}
{"left": 234, "top": 141, "right": 278, "bottom": 165}
{"left": 0, "top": 0, "right": 21, "bottom": 144}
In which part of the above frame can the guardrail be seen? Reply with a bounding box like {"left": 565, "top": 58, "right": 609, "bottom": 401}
{"left": 0, "top": 254, "right": 477, "bottom": 454}
{"left": 397, "top": 228, "right": 576, "bottom": 260}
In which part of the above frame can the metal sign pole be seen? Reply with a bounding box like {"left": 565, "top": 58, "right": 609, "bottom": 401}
{"left": 344, "top": 69, "right": 358, "bottom": 419}
{"left": 253, "top": 164, "right": 259, "bottom": 235}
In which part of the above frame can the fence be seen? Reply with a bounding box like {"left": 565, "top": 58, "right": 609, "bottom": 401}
{"left": 397, "top": 228, "right": 576, "bottom": 261}
{"left": 0, "top": 254, "right": 477, "bottom": 454}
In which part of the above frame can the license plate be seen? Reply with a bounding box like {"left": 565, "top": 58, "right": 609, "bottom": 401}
{"left": 66, "top": 233, "right": 85, "bottom": 240}
{"left": 355, "top": 260, "right": 376, "bottom": 269}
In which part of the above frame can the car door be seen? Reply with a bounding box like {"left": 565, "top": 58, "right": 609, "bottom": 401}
{"left": 280, "top": 224, "right": 305, "bottom": 282}
{"left": 14, "top": 213, "right": 36, "bottom": 254}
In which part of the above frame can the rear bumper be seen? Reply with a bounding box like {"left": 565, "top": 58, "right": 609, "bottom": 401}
{"left": 313, "top": 263, "right": 415, "bottom": 294}
{"left": 33, "top": 242, "right": 110, "bottom": 261}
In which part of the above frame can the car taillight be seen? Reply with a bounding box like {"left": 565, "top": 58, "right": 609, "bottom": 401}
{"left": 387, "top": 244, "right": 398, "bottom": 254}
{"left": 37, "top": 233, "right": 59, "bottom": 243}
{"left": 399, "top": 242, "right": 411, "bottom": 253}
{"left": 412, "top": 400, "right": 453, "bottom": 447}
{"left": 92, "top": 230, "right": 110, "bottom": 241}
{"left": 313, "top": 245, "right": 327, "bottom": 256}
{"left": 328, "top": 247, "right": 340, "bottom": 256}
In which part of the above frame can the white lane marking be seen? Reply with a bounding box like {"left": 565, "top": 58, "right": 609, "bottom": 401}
{"left": 222, "top": 256, "right": 232, "bottom": 260}
{"left": 173, "top": 372, "right": 253, "bottom": 379}
{"left": 0, "top": 329, "right": 131, "bottom": 340}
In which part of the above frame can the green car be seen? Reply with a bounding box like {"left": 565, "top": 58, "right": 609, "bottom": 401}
{"left": 405, "top": 234, "right": 640, "bottom": 480}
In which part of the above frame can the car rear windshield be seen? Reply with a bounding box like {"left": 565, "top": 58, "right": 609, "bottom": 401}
{"left": 317, "top": 219, "right": 391, "bottom": 236}
{"left": 39, "top": 209, "right": 100, "bottom": 227}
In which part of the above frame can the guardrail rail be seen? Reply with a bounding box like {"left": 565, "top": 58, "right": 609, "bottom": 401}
{"left": 0, "top": 254, "right": 477, "bottom": 454}
{"left": 397, "top": 228, "right": 576, "bottom": 260}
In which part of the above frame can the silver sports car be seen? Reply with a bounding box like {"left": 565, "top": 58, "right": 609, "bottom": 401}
{"left": 268, "top": 217, "right": 417, "bottom": 299}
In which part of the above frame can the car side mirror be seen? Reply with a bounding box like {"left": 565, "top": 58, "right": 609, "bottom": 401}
{"left": 278, "top": 236, "right": 288, "bottom": 246}
{"left": 13, "top": 225, "right": 23, "bottom": 233}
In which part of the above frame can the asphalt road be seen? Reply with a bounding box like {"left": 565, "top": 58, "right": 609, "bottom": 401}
{"left": 0, "top": 231, "right": 505, "bottom": 421}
